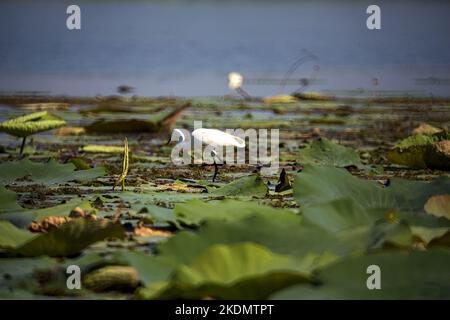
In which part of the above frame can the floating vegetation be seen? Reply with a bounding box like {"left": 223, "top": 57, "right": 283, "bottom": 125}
{"left": 0, "top": 96, "right": 449, "bottom": 299}
{"left": 17, "top": 102, "right": 70, "bottom": 111}
{"left": 387, "top": 131, "right": 450, "bottom": 169}
{"left": 298, "top": 137, "right": 365, "bottom": 169}
{"left": 83, "top": 102, "right": 191, "bottom": 134}
{"left": 0, "top": 111, "right": 66, "bottom": 154}
{"left": 263, "top": 94, "right": 298, "bottom": 104}
{"left": 0, "top": 158, "right": 106, "bottom": 185}
{"left": 81, "top": 145, "right": 125, "bottom": 154}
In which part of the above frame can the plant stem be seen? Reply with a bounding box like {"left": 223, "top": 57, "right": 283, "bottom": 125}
{"left": 19, "top": 136, "right": 27, "bottom": 155}
{"left": 113, "top": 137, "right": 129, "bottom": 191}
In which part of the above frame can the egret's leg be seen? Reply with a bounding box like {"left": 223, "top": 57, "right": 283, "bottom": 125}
{"left": 211, "top": 149, "right": 221, "bottom": 182}
{"left": 212, "top": 160, "right": 219, "bottom": 182}
{"left": 236, "top": 87, "right": 252, "bottom": 101}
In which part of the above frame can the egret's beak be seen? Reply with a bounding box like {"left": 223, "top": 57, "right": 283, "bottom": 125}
{"left": 165, "top": 129, "right": 175, "bottom": 145}
{"left": 166, "top": 128, "right": 185, "bottom": 145}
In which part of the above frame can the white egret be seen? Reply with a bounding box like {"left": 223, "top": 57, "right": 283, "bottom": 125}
{"left": 171, "top": 128, "right": 245, "bottom": 182}
{"left": 228, "top": 72, "right": 251, "bottom": 100}
{"left": 228, "top": 72, "right": 244, "bottom": 90}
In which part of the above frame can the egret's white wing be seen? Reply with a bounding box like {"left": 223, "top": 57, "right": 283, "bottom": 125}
{"left": 192, "top": 128, "right": 245, "bottom": 148}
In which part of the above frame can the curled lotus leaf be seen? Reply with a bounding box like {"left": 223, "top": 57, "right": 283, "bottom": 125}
{"left": 0, "top": 111, "right": 66, "bottom": 137}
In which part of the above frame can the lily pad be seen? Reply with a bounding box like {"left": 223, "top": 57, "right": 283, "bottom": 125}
{"left": 113, "top": 191, "right": 208, "bottom": 225}
{"left": 302, "top": 198, "right": 381, "bottom": 234}
{"left": 0, "top": 196, "right": 95, "bottom": 229}
{"left": 159, "top": 205, "right": 366, "bottom": 265}
{"left": 395, "top": 132, "right": 450, "bottom": 149}
{"left": 366, "top": 220, "right": 413, "bottom": 249}
{"left": 294, "top": 165, "right": 450, "bottom": 227}
{"left": 173, "top": 199, "right": 293, "bottom": 227}
{"left": 137, "top": 204, "right": 178, "bottom": 227}
{"left": 410, "top": 226, "right": 450, "bottom": 244}
{"left": 120, "top": 214, "right": 338, "bottom": 299}
{"left": 271, "top": 249, "right": 450, "bottom": 299}
{"left": 0, "top": 219, "right": 124, "bottom": 257}
{"left": 0, "top": 221, "right": 35, "bottom": 249}
{"left": 210, "top": 175, "right": 267, "bottom": 197}
{"left": 0, "top": 256, "right": 56, "bottom": 298}
{"left": 294, "top": 166, "right": 450, "bottom": 250}
{"left": 139, "top": 243, "right": 314, "bottom": 299}
{"left": 298, "top": 138, "right": 364, "bottom": 168}
{"left": 119, "top": 253, "right": 181, "bottom": 287}
{"left": 387, "top": 131, "right": 450, "bottom": 169}
{"left": 0, "top": 186, "right": 24, "bottom": 213}
{"left": 83, "top": 103, "right": 190, "bottom": 134}
{"left": 0, "top": 158, "right": 106, "bottom": 185}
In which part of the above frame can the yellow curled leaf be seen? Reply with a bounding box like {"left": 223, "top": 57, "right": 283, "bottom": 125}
{"left": 0, "top": 111, "right": 66, "bottom": 137}
{"left": 263, "top": 94, "right": 297, "bottom": 104}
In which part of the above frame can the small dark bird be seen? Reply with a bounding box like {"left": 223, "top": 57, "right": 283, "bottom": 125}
{"left": 117, "top": 85, "right": 134, "bottom": 95}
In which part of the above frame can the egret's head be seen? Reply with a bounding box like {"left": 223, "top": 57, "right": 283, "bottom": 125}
{"left": 166, "top": 128, "right": 186, "bottom": 145}
{"left": 228, "top": 72, "right": 244, "bottom": 90}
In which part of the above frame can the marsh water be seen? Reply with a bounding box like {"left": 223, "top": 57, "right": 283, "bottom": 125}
{"left": 0, "top": 0, "right": 449, "bottom": 97}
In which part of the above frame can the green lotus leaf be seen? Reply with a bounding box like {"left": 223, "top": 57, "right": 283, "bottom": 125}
{"left": 0, "top": 219, "right": 124, "bottom": 257}
{"left": 0, "top": 158, "right": 106, "bottom": 185}
{"left": 173, "top": 199, "right": 293, "bottom": 227}
{"left": 410, "top": 226, "right": 450, "bottom": 244}
{"left": 136, "top": 204, "right": 177, "bottom": 227}
{"left": 396, "top": 131, "right": 450, "bottom": 149}
{"left": 387, "top": 131, "right": 450, "bottom": 169}
{"left": 0, "top": 193, "right": 95, "bottom": 229}
{"left": 294, "top": 165, "right": 450, "bottom": 228}
{"left": 294, "top": 166, "right": 450, "bottom": 250}
{"left": 298, "top": 137, "right": 364, "bottom": 168}
{"left": 0, "top": 221, "right": 36, "bottom": 249}
{"left": 366, "top": 220, "right": 414, "bottom": 249}
{"left": 118, "top": 252, "right": 177, "bottom": 287}
{"left": 302, "top": 198, "right": 380, "bottom": 234}
{"left": 0, "top": 256, "right": 56, "bottom": 299}
{"left": 111, "top": 191, "right": 207, "bottom": 228}
{"left": 138, "top": 243, "right": 320, "bottom": 300}
{"left": 159, "top": 203, "right": 369, "bottom": 266}
{"left": 209, "top": 175, "right": 268, "bottom": 197}
{"left": 0, "top": 186, "right": 24, "bottom": 214}
{"left": 271, "top": 249, "right": 450, "bottom": 299}
{"left": 0, "top": 111, "right": 66, "bottom": 137}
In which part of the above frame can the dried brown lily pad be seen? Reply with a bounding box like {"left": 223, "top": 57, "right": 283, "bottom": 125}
{"left": 28, "top": 207, "right": 97, "bottom": 233}
{"left": 133, "top": 221, "right": 171, "bottom": 238}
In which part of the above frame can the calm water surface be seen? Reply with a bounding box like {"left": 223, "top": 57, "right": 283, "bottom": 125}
{"left": 0, "top": 0, "right": 449, "bottom": 97}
